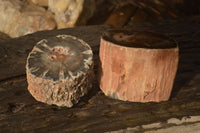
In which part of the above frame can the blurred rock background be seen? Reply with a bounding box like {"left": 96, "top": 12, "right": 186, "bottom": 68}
{"left": 0, "top": 0, "right": 95, "bottom": 38}
{"left": 0, "top": 0, "right": 199, "bottom": 38}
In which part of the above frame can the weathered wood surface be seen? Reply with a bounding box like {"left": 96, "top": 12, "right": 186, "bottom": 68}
{"left": 0, "top": 17, "right": 200, "bottom": 132}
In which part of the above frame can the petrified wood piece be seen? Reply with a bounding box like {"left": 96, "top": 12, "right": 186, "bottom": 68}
{"left": 26, "top": 35, "right": 94, "bottom": 107}
{"left": 98, "top": 29, "right": 179, "bottom": 102}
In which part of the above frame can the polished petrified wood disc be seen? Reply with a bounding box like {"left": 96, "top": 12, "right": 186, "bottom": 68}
{"left": 98, "top": 29, "right": 179, "bottom": 102}
{"left": 26, "top": 35, "right": 94, "bottom": 107}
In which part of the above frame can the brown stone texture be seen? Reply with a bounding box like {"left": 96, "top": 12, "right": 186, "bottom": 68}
{"left": 26, "top": 35, "right": 94, "bottom": 107}
{"left": 0, "top": 0, "right": 56, "bottom": 37}
{"left": 31, "top": 0, "right": 49, "bottom": 7}
{"left": 48, "top": 0, "right": 95, "bottom": 29}
{"left": 98, "top": 30, "right": 179, "bottom": 102}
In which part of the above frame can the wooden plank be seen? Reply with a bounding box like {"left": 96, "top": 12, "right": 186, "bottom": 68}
{"left": 0, "top": 17, "right": 200, "bottom": 132}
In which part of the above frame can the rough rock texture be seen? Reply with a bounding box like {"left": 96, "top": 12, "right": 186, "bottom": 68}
{"left": 26, "top": 35, "right": 94, "bottom": 107}
{"left": 31, "top": 0, "right": 49, "bottom": 7}
{"left": 0, "top": 0, "right": 56, "bottom": 38}
{"left": 49, "top": 0, "right": 95, "bottom": 29}
{"left": 98, "top": 29, "right": 179, "bottom": 102}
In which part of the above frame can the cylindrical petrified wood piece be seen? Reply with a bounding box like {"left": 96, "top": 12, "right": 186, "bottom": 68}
{"left": 26, "top": 35, "right": 94, "bottom": 107}
{"left": 98, "top": 29, "right": 179, "bottom": 102}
